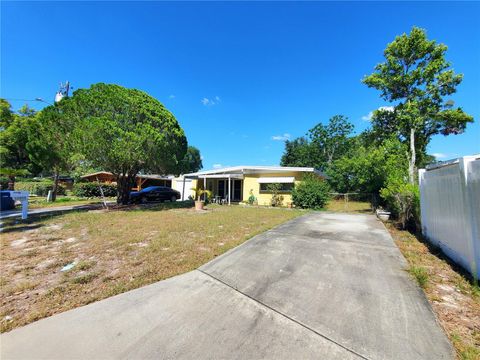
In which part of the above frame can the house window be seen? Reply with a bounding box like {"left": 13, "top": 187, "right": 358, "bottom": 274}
{"left": 259, "top": 183, "right": 294, "bottom": 193}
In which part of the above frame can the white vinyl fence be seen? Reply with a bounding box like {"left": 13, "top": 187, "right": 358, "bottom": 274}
{"left": 419, "top": 155, "right": 480, "bottom": 278}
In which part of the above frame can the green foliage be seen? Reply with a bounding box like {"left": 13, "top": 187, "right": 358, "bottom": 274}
{"left": 266, "top": 183, "right": 284, "bottom": 207}
{"left": 0, "top": 176, "right": 9, "bottom": 190}
{"left": 15, "top": 180, "right": 66, "bottom": 196}
{"left": 72, "top": 182, "right": 117, "bottom": 197}
{"left": 363, "top": 27, "right": 473, "bottom": 183}
{"left": 180, "top": 146, "right": 203, "bottom": 173}
{"left": 380, "top": 176, "right": 420, "bottom": 230}
{"left": 0, "top": 101, "right": 38, "bottom": 174}
{"left": 281, "top": 115, "right": 354, "bottom": 170}
{"left": 292, "top": 173, "right": 330, "bottom": 210}
{"left": 409, "top": 266, "right": 429, "bottom": 289}
{"left": 59, "top": 83, "right": 187, "bottom": 204}
{"left": 247, "top": 190, "right": 257, "bottom": 205}
{"left": 326, "top": 136, "right": 408, "bottom": 194}
{"left": 280, "top": 137, "right": 314, "bottom": 167}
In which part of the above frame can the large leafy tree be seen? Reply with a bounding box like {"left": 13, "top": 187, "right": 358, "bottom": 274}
{"left": 280, "top": 137, "right": 313, "bottom": 167}
{"left": 326, "top": 136, "right": 408, "bottom": 194}
{"left": 180, "top": 146, "right": 203, "bottom": 173}
{"left": 363, "top": 27, "right": 473, "bottom": 183}
{"left": 27, "top": 104, "right": 77, "bottom": 200}
{"left": 62, "top": 83, "right": 187, "bottom": 204}
{"left": 0, "top": 101, "right": 39, "bottom": 188}
{"left": 280, "top": 115, "right": 354, "bottom": 170}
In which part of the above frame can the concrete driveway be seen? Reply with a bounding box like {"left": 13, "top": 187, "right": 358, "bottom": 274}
{"left": 1, "top": 212, "right": 453, "bottom": 359}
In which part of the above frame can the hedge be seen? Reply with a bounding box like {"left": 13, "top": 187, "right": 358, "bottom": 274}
{"left": 72, "top": 182, "right": 117, "bottom": 197}
{"left": 15, "top": 181, "right": 66, "bottom": 196}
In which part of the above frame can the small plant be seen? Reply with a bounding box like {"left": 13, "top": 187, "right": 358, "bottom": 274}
{"left": 409, "top": 266, "right": 429, "bottom": 289}
{"left": 247, "top": 189, "right": 256, "bottom": 205}
{"left": 267, "top": 184, "right": 284, "bottom": 207}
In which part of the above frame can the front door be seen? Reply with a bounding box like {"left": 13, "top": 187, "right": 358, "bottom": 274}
{"left": 233, "top": 180, "right": 242, "bottom": 201}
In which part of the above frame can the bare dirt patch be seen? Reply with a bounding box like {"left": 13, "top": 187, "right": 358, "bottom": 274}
{"left": 0, "top": 204, "right": 304, "bottom": 332}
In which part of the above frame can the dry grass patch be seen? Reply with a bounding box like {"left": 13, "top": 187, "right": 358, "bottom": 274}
{"left": 387, "top": 223, "right": 480, "bottom": 360}
{"left": 326, "top": 199, "right": 373, "bottom": 213}
{"left": 0, "top": 204, "right": 304, "bottom": 332}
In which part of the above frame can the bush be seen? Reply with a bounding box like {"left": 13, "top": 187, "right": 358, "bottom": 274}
{"left": 380, "top": 176, "right": 420, "bottom": 230}
{"left": 292, "top": 174, "right": 330, "bottom": 209}
{"left": 72, "top": 182, "right": 117, "bottom": 197}
{"left": 0, "top": 177, "right": 9, "bottom": 190}
{"left": 15, "top": 180, "right": 66, "bottom": 196}
{"left": 266, "top": 184, "right": 284, "bottom": 207}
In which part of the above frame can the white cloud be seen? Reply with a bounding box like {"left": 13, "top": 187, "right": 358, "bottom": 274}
{"left": 271, "top": 133, "right": 291, "bottom": 141}
{"left": 362, "top": 106, "right": 394, "bottom": 121}
{"left": 169, "top": 94, "right": 175, "bottom": 99}
{"left": 432, "top": 153, "right": 447, "bottom": 159}
{"left": 201, "top": 96, "right": 221, "bottom": 106}
{"left": 212, "top": 164, "right": 222, "bottom": 169}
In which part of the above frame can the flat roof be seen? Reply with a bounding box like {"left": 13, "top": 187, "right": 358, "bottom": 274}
{"left": 184, "top": 165, "right": 325, "bottom": 178}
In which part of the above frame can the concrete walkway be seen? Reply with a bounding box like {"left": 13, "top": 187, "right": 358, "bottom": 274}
{"left": 1, "top": 212, "right": 453, "bottom": 359}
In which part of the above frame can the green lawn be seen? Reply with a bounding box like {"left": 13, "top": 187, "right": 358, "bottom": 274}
{"left": 0, "top": 204, "right": 304, "bottom": 332}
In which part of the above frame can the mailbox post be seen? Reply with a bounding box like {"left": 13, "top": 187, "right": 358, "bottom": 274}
{"left": 9, "top": 191, "right": 29, "bottom": 220}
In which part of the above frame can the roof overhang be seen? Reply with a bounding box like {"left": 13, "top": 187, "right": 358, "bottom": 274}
{"left": 184, "top": 166, "right": 325, "bottom": 179}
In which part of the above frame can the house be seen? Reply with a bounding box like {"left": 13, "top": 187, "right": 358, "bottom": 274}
{"left": 183, "top": 166, "right": 325, "bottom": 206}
{"left": 81, "top": 172, "right": 175, "bottom": 190}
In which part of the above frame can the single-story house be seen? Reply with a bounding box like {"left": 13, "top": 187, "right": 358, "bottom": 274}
{"left": 81, "top": 172, "right": 175, "bottom": 190}
{"left": 183, "top": 166, "right": 325, "bottom": 206}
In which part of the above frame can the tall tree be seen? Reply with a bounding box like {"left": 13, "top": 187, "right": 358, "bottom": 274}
{"left": 27, "top": 104, "right": 76, "bottom": 200}
{"left": 280, "top": 137, "right": 313, "bottom": 167}
{"left": 62, "top": 83, "right": 187, "bottom": 204}
{"left": 180, "top": 146, "right": 203, "bottom": 173}
{"left": 363, "top": 27, "right": 473, "bottom": 183}
{"left": 280, "top": 115, "right": 354, "bottom": 170}
{"left": 0, "top": 101, "right": 38, "bottom": 187}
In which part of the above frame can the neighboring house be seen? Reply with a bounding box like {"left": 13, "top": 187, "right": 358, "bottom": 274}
{"left": 81, "top": 171, "right": 175, "bottom": 190}
{"left": 184, "top": 166, "right": 325, "bottom": 206}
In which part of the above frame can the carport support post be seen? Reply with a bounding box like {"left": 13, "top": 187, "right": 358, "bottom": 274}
{"left": 228, "top": 175, "right": 231, "bottom": 205}
{"left": 203, "top": 177, "right": 207, "bottom": 201}
{"left": 182, "top": 177, "right": 186, "bottom": 201}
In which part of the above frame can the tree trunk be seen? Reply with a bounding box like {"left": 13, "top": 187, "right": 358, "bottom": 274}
{"left": 52, "top": 170, "right": 60, "bottom": 201}
{"left": 408, "top": 127, "right": 416, "bottom": 184}
{"left": 7, "top": 176, "right": 15, "bottom": 191}
{"left": 117, "top": 173, "right": 136, "bottom": 205}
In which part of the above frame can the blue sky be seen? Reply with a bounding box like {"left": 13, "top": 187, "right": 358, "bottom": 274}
{"left": 2, "top": 1, "right": 479, "bottom": 170}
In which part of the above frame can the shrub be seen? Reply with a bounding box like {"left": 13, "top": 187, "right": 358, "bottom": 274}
{"left": 292, "top": 174, "right": 330, "bottom": 209}
{"left": 0, "top": 177, "right": 9, "bottom": 190}
{"left": 72, "top": 182, "right": 117, "bottom": 197}
{"left": 266, "top": 183, "right": 284, "bottom": 207}
{"left": 15, "top": 180, "right": 66, "bottom": 196}
{"left": 380, "top": 176, "right": 420, "bottom": 230}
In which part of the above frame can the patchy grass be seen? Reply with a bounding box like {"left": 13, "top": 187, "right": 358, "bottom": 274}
{"left": 0, "top": 203, "right": 304, "bottom": 332}
{"left": 387, "top": 223, "right": 480, "bottom": 360}
{"left": 326, "top": 199, "right": 373, "bottom": 213}
{"left": 409, "top": 266, "right": 429, "bottom": 289}
{"left": 27, "top": 196, "right": 115, "bottom": 209}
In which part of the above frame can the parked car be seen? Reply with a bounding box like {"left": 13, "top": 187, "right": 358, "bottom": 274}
{"left": 129, "top": 186, "right": 181, "bottom": 204}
